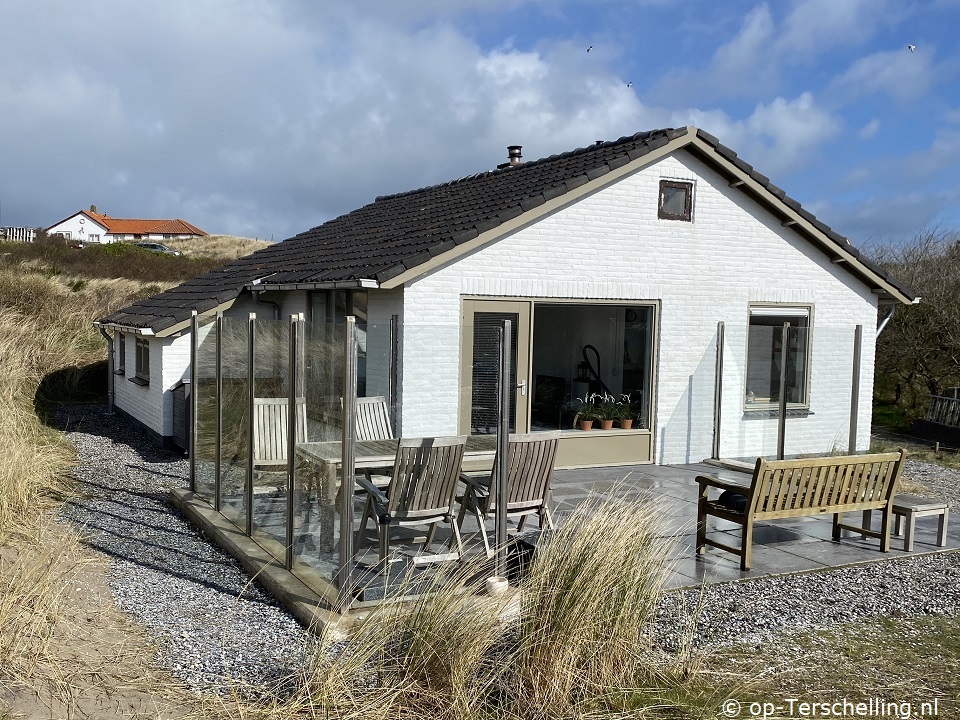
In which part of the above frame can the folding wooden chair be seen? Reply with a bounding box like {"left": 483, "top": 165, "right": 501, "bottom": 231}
{"left": 458, "top": 431, "right": 560, "bottom": 557}
{"left": 357, "top": 436, "right": 467, "bottom": 566}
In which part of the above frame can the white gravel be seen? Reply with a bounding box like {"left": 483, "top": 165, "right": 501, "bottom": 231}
{"left": 52, "top": 403, "right": 959, "bottom": 693}
{"left": 53, "top": 404, "right": 312, "bottom": 696}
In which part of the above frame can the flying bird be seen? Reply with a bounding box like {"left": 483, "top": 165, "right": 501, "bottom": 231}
{"left": 586, "top": 45, "right": 593, "bottom": 52}
{"left": 626, "top": 81, "right": 633, "bottom": 88}
{"left": 908, "top": 44, "right": 916, "bottom": 52}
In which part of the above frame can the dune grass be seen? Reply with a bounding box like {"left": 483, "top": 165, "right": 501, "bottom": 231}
{"left": 167, "top": 234, "right": 272, "bottom": 260}
{"left": 0, "top": 263, "right": 182, "bottom": 713}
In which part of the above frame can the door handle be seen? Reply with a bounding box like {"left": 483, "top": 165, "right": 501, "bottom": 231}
{"left": 518, "top": 379, "right": 527, "bottom": 396}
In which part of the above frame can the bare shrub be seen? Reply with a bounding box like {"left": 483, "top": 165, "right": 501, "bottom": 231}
{"left": 869, "top": 227, "right": 960, "bottom": 414}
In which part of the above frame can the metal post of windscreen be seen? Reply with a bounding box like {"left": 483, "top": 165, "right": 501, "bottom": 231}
{"left": 214, "top": 312, "right": 224, "bottom": 511}
{"left": 848, "top": 324, "right": 863, "bottom": 455}
{"left": 189, "top": 311, "right": 198, "bottom": 491}
{"left": 495, "top": 319, "right": 512, "bottom": 577}
{"left": 776, "top": 322, "right": 790, "bottom": 461}
{"left": 337, "top": 315, "right": 358, "bottom": 608}
{"left": 285, "top": 313, "right": 303, "bottom": 569}
{"left": 712, "top": 321, "right": 725, "bottom": 460}
{"left": 245, "top": 312, "right": 256, "bottom": 536}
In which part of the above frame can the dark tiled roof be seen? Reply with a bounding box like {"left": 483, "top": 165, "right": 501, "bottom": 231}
{"left": 99, "top": 127, "right": 915, "bottom": 333}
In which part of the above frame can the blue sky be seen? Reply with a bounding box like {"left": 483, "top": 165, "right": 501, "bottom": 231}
{"left": 2, "top": 0, "right": 959, "bottom": 249}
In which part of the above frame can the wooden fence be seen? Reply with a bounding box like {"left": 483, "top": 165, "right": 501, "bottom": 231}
{"left": 925, "top": 394, "right": 960, "bottom": 427}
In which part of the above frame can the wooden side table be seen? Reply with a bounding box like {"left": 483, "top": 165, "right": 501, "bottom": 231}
{"left": 892, "top": 494, "right": 949, "bottom": 552}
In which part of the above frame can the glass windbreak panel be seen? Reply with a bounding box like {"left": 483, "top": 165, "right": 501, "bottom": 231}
{"left": 250, "top": 318, "right": 291, "bottom": 561}
{"left": 531, "top": 304, "right": 654, "bottom": 430}
{"left": 219, "top": 316, "right": 250, "bottom": 531}
{"left": 193, "top": 317, "right": 217, "bottom": 500}
{"left": 745, "top": 309, "right": 810, "bottom": 407}
{"left": 291, "top": 319, "right": 345, "bottom": 601}
{"left": 471, "top": 313, "right": 518, "bottom": 434}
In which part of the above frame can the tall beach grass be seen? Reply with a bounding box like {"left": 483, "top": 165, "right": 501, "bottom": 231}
{"left": 244, "top": 494, "right": 713, "bottom": 720}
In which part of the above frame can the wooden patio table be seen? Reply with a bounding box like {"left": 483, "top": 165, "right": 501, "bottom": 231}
{"left": 297, "top": 436, "right": 498, "bottom": 552}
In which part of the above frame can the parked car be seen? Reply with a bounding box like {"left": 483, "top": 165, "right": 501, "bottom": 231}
{"left": 67, "top": 238, "right": 84, "bottom": 249}
{"left": 133, "top": 242, "right": 182, "bottom": 256}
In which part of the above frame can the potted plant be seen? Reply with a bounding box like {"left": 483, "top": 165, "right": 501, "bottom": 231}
{"left": 596, "top": 393, "right": 618, "bottom": 430}
{"left": 613, "top": 393, "right": 634, "bottom": 429}
{"left": 574, "top": 395, "right": 601, "bottom": 430}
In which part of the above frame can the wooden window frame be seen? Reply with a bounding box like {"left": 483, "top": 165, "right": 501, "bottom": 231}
{"left": 658, "top": 180, "right": 693, "bottom": 221}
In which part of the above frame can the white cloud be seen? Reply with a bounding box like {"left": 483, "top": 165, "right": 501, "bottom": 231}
{"left": 832, "top": 48, "right": 936, "bottom": 102}
{"left": 673, "top": 92, "right": 841, "bottom": 178}
{"left": 779, "top": 0, "right": 898, "bottom": 54}
{"left": 859, "top": 119, "right": 881, "bottom": 139}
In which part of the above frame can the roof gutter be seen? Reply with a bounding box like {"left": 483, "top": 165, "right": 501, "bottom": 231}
{"left": 246, "top": 278, "right": 379, "bottom": 292}
{"left": 92, "top": 321, "right": 155, "bottom": 336}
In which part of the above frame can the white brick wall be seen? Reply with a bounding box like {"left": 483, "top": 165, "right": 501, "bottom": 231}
{"left": 401, "top": 150, "right": 879, "bottom": 464}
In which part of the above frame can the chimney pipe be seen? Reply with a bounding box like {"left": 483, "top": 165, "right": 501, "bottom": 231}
{"left": 507, "top": 145, "right": 523, "bottom": 166}
{"left": 90, "top": 204, "right": 97, "bottom": 213}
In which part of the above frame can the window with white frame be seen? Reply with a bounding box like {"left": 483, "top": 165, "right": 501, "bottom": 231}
{"left": 135, "top": 337, "right": 150, "bottom": 382}
{"left": 744, "top": 306, "right": 811, "bottom": 407}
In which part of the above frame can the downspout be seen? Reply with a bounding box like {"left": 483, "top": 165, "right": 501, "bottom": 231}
{"left": 253, "top": 290, "right": 281, "bottom": 320}
{"left": 876, "top": 305, "right": 895, "bottom": 338}
{"left": 97, "top": 326, "right": 114, "bottom": 413}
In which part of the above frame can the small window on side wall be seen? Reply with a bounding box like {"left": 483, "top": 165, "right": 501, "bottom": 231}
{"left": 135, "top": 337, "right": 150, "bottom": 383}
{"left": 116, "top": 333, "right": 126, "bottom": 375}
{"left": 745, "top": 306, "right": 811, "bottom": 408}
{"left": 658, "top": 180, "right": 693, "bottom": 221}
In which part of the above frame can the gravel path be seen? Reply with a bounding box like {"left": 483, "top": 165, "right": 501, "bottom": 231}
{"left": 53, "top": 404, "right": 312, "bottom": 696}
{"left": 52, "top": 404, "right": 959, "bottom": 694}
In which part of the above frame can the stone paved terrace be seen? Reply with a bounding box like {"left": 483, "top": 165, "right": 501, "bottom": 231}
{"left": 549, "top": 462, "right": 959, "bottom": 588}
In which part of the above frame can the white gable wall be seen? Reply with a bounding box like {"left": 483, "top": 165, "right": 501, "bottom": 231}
{"left": 46, "top": 213, "right": 111, "bottom": 244}
{"left": 400, "top": 150, "right": 877, "bottom": 464}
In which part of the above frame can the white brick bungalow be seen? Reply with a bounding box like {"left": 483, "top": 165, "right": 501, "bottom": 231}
{"left": 95, "top": 127, "right": 916, "bottom": 466}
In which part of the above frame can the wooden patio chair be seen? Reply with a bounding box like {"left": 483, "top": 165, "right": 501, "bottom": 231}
{"left": 252, "top": 397, "right": 307, "bottom": 490}
{"left": 354, "top": 396, "right": 394, "bottom": 489}
{"left": 457, "top": 431, "right": 560, "bottom": 557}
{"left": 357, "top": 435, "right": 467, "bottom": 566}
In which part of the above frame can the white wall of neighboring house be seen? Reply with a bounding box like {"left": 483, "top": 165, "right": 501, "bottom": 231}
{"left": 46, "top": 213, "right": 111, "bottom": 244}
{"left": 399, "top": 150, "right": 877, "bottom": 465}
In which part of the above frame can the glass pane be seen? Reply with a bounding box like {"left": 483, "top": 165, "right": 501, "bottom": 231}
{"left": 471, "top": 313, "right": 517, "bottom": 434}
{"left": 745, "top": 315, "right": 809, "bottom": 405}
{"left": 250, "top": 317, "right": 292, "bottom": 561}
{"left": 531, "top": 304, "right": 653, "bottom": 430}
{"left": 219, "top": 316, "right": 249, "bottom": 531}
{"left": 290, "top": 319, "right": 345, "bottom": 599}
{"left": 661, "top": 186, "right": 687, "bottom": 216}
{"left": 193, "top": 316, "right": 217, "bottom": 500}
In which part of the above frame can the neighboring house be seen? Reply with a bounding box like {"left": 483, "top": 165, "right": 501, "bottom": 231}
{"left": 46, "top": 205, "right": 206, "bottom": 245}
{"left": 95, "top": 127, "right": 916, "bottom": 466}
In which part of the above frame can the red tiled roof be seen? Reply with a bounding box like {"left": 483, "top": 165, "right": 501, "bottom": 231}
{"left": 84, "top": 211, "right": 205, "bottom": 236}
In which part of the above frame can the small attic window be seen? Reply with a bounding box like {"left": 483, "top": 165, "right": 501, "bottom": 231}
{"left": 658, "top": 180, "right": 693, "bottom": 221}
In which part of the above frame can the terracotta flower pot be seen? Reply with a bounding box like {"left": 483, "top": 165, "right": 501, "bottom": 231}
{"left": 579, "top": 420, "right": 594, "bottom": 431}
{"left": 619, "top": 419, "right": 633, "bottom": 430}
{"left": 599, "top": 419, "right": 614, "bottom": 430}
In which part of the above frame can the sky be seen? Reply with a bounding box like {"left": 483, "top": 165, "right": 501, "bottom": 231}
{"left": 2, "top": 0, "right": 959, "bottom": 249}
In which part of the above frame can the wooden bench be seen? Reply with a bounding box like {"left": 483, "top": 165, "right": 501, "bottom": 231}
{"left": 696, "top": 449, "right": 906, "bottom": 570}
